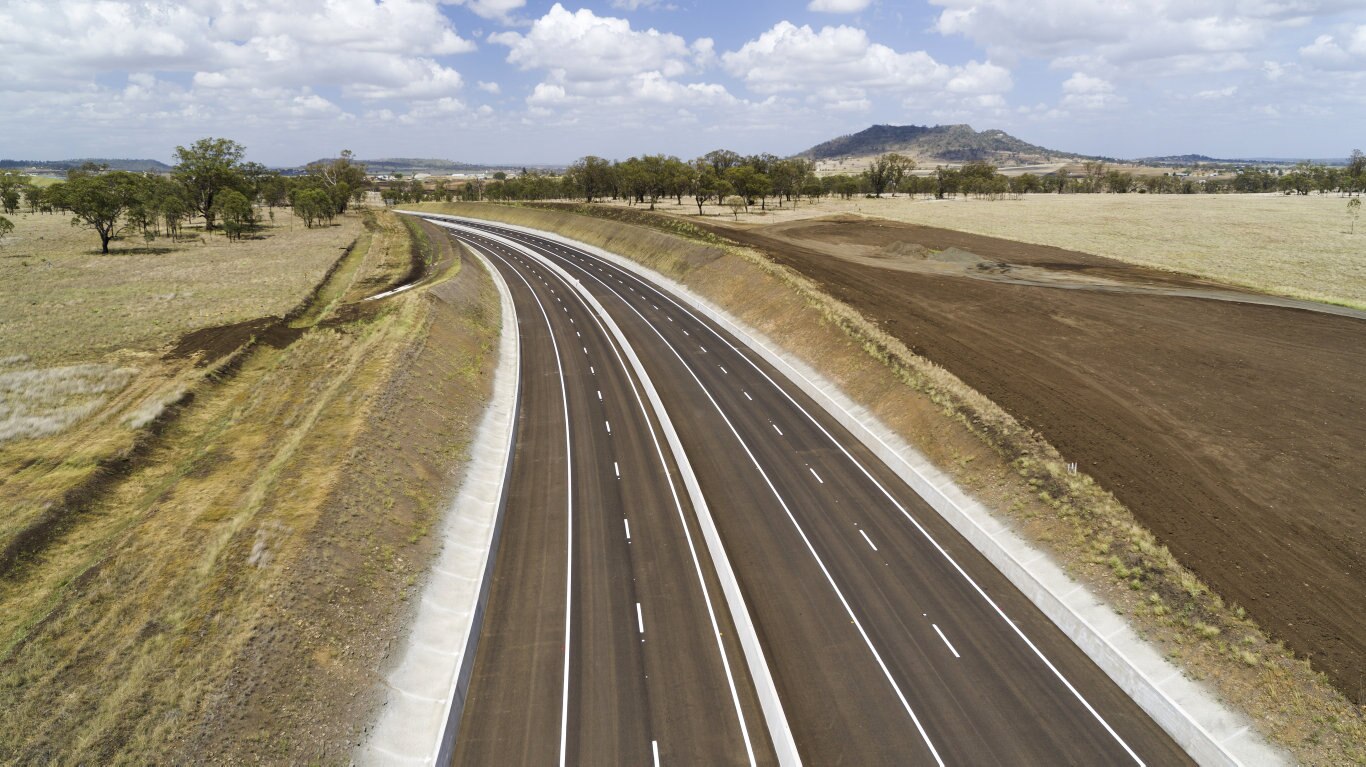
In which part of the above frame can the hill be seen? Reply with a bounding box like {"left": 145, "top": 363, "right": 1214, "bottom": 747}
{"left": 797, "top": 124, "right": 1104, "bottom": 165}
{"left": 0, "top": 158, "right": 172, "bottom": 173}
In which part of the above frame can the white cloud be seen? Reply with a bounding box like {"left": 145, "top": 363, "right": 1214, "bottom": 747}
{"left": 478, "top": 80, "right": 502, "bottom": 94}
{"left": 1300, "top": 27, "right": 1366, "bottom": 69}
{"left": 443, "top": 0, "right": 526, "bottom": 24}
{"left": 929, "top": 0, "right": 1355, "bottom": 74}
{"left": 1195, "top": 85, "right": 1239, "bottom": 99}
{"left": 492, "top": 4, "right": 708, "bottom": 82}
{"left": 1061, "top": 71, "right": 1123, "bottom": 109}
{"left": 807, "top": 0, "right": 873, "bottom": 12}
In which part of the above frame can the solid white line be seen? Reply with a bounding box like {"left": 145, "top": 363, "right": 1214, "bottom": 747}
{"left": 624, "top": 518, "right": 632, "bottom": 541}
{"left": 485, "top": 231, "right": 762, "bottom": 765}
{"left": 637, "top": 602, "right": 645, "bottom": 634}
{"left": 810, "top": 467, "right": 823, "bottom": 484}
{"left": 537, "top": 243, "right": 942, "bottom": 765}
{"left": 542, "top": 231, "right": 1147, "bottom": 765}
{"left": 462, "top": 240, "right": 576, "bottom": 767}
{"left": 933, "top": 624, "right": 961, "bottom": 659}
{"left": 773, "top": 424, "right": 783, "bottom": 436}
{"left": 859, "top": 529, "right": 878, "bottom": 552}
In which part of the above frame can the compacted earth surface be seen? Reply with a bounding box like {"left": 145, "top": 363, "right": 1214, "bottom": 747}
{"left": 694, "top": 214, "right": 1366, "bottom": 704}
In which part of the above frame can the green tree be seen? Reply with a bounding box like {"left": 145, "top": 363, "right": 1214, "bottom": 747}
{"left": 0, "top": 215, "right": 13, "bottom": 244}
{"left": 304, "top": 150, "right": 368, "bottom": 214}
{"left": 567, "top": 155, "right": 615, "bottom": 203}
{"left": 292, "top": 188, "right": 333, "bottom": 228}
{"left": 212, "top": 188, "right": 255, "bottom": 241}
{"left": 47, "top": 171, "right": 145, "bottom": 253}
{"left": 863, "top": 153, "right": 915, "bottom": 197}
{"left": 725, "top": 165, "right": 770, "bottom": 210}
{"left": 173, "top": 137, "right": 247, "bottom": 230}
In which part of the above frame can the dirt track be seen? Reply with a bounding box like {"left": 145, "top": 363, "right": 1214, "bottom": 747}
{"left": 695, "top": 215, "right": 1366, "bottom": 704}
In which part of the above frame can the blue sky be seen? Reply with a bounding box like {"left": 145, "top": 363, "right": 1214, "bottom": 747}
{"left": 1, "top": 0, "right": 1363, "bottom": 165}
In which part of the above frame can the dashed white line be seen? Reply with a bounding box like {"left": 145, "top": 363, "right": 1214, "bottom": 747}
{"left": 743, "top": 391, "right": 752, "bottom": 401}
{"left": 932, "top": 624, "right": 961, "bottom": 659}
{"left": 583, "top": 346, "right": 589, "bottom": 355}
{"left": 624, "top": 518, "right": 632, "bottom": 541}
{"left": 605, "top": 420, "right": 612, "bottom": 434}
{"left": 859, "top": 529, "right": 878, "bottom": 552}
{"left": 652, "top": 740, "right": 660, "bottom": 766}
{"left": 636, "top": 602, "right": 645, "bottom": 635}
{"left": 597, "top": 390, "right": 603, "bottom": 401}
{"left": 614, "top": 461, "right": 620, "bottom": 478}
{"left": 719, "top": 366, "right": 728, "bottom": 375}
{"left": 772, "top": 424, "right": 783, "bottom": 436}
{"left": 810, "top": 467, "right": 823, "bottom": 484}
{"left": 699, "top": 345, "right": 707, "bottom": 353}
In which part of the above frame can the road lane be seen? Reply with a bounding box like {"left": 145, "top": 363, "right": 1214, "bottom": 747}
{"left": 449, "top": 216, "right": 1194, "bottom": 766}
{"left": 448, "top": 232, "right": 771, "bottom": 766}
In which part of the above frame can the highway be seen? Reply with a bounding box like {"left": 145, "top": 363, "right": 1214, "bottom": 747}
{"left": 431, "top": 214, "right": 1194, "bottom": 766}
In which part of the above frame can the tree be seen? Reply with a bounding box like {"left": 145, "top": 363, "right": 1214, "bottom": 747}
{"left": 567, "top": 155, "right": 615, "bottom": 203}
{"left": 725, "top": 165, "right": 770, "bottom": 210}
{"left": 47, "top": 171, "right": 144, "bottom": 253}
{"left": 863, "top": 153, "right": 915, "bottom": 197}
{"left": 723, "top": 195, "right": 746, "bottom": 220}
{"left": 292, "top": 188, "right": 333, "bottom": 228}
{"left": 303, "top": 150, "right": 368, "bottom": 214}
{"left": 0, "top": 216, "right": 12, "bottom": 244}
{"left": 691, "top": 164, "right": 722, "bottom": 214}
{"left": 212, "top": 189, "right": 255, "bottom": 241}
{"left": 1350, "top": 197, "right": 1361, "bottom": 234}
{"left": 173, "top": 137, "right": 247, "bottom": 230}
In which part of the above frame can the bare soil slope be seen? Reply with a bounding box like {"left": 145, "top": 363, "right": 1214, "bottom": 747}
{"left": 695, "top": 215, "right": 1366, "bottom": 703}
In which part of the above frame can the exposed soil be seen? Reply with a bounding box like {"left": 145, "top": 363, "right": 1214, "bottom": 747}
{"left": 693, "top": 214, "right": 1366, "bottom": 704}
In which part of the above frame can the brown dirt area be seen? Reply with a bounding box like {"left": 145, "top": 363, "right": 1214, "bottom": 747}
{"left": 688, "top": 213, "right": 1366, "bottom": 705}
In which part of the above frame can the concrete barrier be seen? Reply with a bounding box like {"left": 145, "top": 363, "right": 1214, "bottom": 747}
{"left": 356, "top": 234, "right": 521, "bottom": 765}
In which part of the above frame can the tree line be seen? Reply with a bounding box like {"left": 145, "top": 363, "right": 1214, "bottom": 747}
{"left": 0, "top": 138, "right": 368, "bottom": 254}
{"left": 372, "top": 148, "right": 1366, "bottom": 212}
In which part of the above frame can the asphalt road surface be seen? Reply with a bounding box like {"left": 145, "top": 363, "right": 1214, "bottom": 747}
{"left": 434, "top": 215, "right": 1194, "bottom": 767}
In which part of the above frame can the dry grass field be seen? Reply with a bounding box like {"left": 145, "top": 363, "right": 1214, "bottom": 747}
{"left": 641, "top": 192, "right": 1366, "bottom": 310}
{"left": 0, "top": 210, "right": 499, "bottom": 762}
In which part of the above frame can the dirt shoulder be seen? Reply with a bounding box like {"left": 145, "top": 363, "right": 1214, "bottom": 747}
{"left": 0, "top": 212, "right": 499, "bottom": 763}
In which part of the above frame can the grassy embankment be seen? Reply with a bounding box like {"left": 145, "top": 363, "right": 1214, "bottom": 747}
{"left": 617, "top": 192, "right": 1366, "bottom": 310}
{"left": 416, "top": 200, "right": 1364, "bottom": 765}
{"left": 0, "top": 209, "right": 499, "bottom": 762}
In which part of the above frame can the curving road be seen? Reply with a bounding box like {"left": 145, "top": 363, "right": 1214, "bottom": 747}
{"left": 426, "top": 215, "right": 1193, "bottom": 766}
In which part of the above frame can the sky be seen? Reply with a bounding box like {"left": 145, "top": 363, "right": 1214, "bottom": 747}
{"left": 1, "top": 0, "right": 1364, "bottom": 166}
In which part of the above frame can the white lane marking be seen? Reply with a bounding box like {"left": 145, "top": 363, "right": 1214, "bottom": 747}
{"left": 652, "top": 304, "right": 659, "bottom": 309}
{"left": 652, "top": 740, "right": 660, "bottom": 766}
{"left": 583, "top": 346, "right": 588, "bottom": 355}
{"left": 528, "top": 230, "right": 1145, "bottom": 766}
{"left": 810, "top": 467, "right": 824, "bottom": 484}
{"left": 719, "top": 366, "right": 728, "bottom": 375}
{"left": 683, "top": 329, "right": 689, "bottom": 336}
{"left": 700, "top": 345, "right": 707, "bottom": 353}
{"left": 570, "top": 318, "right": 574, "bottom": 323}
{"left": 464, "top": 242, "right": 576, "bottom": 767}
{"left": 493, "top": 234, "right": 759, "bottom": 765}
{"left": 538, "top": 247, "right": 945, "bottom": 766}
{"left": 605, "top": 420, "right": 612, "bottom": 434}
{"left": 577, "top": 331, "right": 581, "bottom": 337}
{"left": 743, "top": 391, "right": 752, "bottom": 401}
{"left": 859, "top": 529, "right": 878, "bottom": 552}
{"left": 772, "top": 424, "right": 783, "bottom": 436}
{"left": 590, "top": 366, "right": 596, "bottom": 375}
{"left": 597, "top": 390, "right": 603, "bottom": 401}
{"left": 614, "top": 461, "right": 620, "bottom": 478}
{"left": 933, "top": 624, "right": 961, "bottom": 659}
{"left": 636, "top": 602, "right": 645, "bottom": 635}
{"left": 624, "top": 518, "right": 632, "bottom": 541}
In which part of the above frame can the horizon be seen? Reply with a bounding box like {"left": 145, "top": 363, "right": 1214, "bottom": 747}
{"left": 2, "top": 1, "right": 1364, "bottom": 165}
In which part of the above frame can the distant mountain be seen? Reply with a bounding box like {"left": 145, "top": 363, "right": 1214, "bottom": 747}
{"left": 0, "top": 158, "right": 172, "bottom": 173}
{"left": 797, "top": 124, "right": 1106, "bottom": 164}
{"left": 1137, "top": 154, "right": 1220, "bottom": 164}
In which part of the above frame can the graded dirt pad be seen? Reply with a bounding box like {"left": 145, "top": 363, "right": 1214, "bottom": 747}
{"left": 693, "top": 214, "right": 1366, "bottom": 704}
